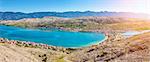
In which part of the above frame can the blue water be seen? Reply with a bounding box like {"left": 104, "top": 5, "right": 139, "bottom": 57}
{"left": 0, "top": 25, "right": 105, "bottom": 48}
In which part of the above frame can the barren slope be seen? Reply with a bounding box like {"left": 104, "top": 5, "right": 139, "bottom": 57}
{"left": 0, "top": 43, "right": 67, "bottom": 62}
{"left": 67, "top": 32, "right": 150, "bottom": 62}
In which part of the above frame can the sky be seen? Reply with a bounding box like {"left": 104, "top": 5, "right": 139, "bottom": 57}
{"left": 0, "top": 0, "right": 150, "bottom": 14}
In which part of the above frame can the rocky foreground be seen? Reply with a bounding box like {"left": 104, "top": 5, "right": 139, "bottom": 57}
{"left": 0, "top": 38, "right": 71, "bottom": 62}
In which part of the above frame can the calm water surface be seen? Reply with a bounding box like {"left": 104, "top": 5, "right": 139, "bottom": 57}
{"left": 0, "top": 25, "right": 105, "bottom": 48}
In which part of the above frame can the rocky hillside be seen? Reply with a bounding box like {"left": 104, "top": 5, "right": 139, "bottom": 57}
{"left": 66, "top": 32, "right": 150, "bottom": 62}
{"left": 1, "top": 17, "right": 150, "bottom": 32}
{"left": 0, "top": 38, "right": 70, "bottom": 62}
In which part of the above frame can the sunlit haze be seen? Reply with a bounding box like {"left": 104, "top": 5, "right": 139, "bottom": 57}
{"left": 0, "top": 0, "right": 149, "bottom": 14}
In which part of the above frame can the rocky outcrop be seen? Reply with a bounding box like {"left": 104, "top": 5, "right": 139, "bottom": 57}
{"left": 0, "top": 38, "right": 70, "bottom": 62}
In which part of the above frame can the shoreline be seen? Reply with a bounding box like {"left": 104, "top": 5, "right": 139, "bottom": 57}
{"left": 0, "top": 36, "right": 107, "bottom": 49}
{"left": 1, "top": 25, "right": 149, "bottom": 49}
{"left": 62, "top": 35, "right": 108, "bottom": 48}
{"left": 0, "top": 25, "right": 108, "bottom": 49}
{"left": 122, "top": 30, "right": 150, "bottom": 38}
{"left": 0, "top": 38, "right": 66, "bottom": 50}
{"left": 0, "top": 32, "right": 107, "bottom": 49}
{"left": 80, "top": 34, "right": 108, "bottom": 48}
{"left": 0, "top": 31, "right": 108, "bottom": 49}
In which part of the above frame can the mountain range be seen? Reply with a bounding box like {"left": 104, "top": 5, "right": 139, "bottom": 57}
{"left": 0, "top": 11, "right": 150, "bottom": 20}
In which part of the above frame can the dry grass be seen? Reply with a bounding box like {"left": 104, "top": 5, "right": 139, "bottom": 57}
{"left": 108, "top": 21, "right": 150, "bottom": 31}
{"left": 66, "top": 32, "right": 150, "bottom": 62}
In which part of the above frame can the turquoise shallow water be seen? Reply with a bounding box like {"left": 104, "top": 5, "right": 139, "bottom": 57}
{"left": 0, "top": 25, "right": 105, "bottom": 48}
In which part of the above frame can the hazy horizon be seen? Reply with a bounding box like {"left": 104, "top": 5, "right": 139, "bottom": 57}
{"left": 0, "top": 0, "right": 149, "bottom": 14}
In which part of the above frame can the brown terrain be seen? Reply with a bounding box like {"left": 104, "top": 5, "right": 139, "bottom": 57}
{"left": 0, "top": 32, "right": 150, "bottom": 62}
{"left": 67, "top": 32, "right": 150, "bottom": 62}
{"left": 0, "top": 17, "right": 150, "bottom": 62}
{"left": 0, "top": 39, "right": 70, "bottom": 62}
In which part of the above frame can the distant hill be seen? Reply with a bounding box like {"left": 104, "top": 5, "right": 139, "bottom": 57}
{"left": 0, "top": 11, "right": 150, "bottom": 20}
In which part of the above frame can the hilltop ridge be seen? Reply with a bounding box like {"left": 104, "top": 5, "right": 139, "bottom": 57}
{"left": 0, "top": 11, "right": 149, "bottom": 20}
